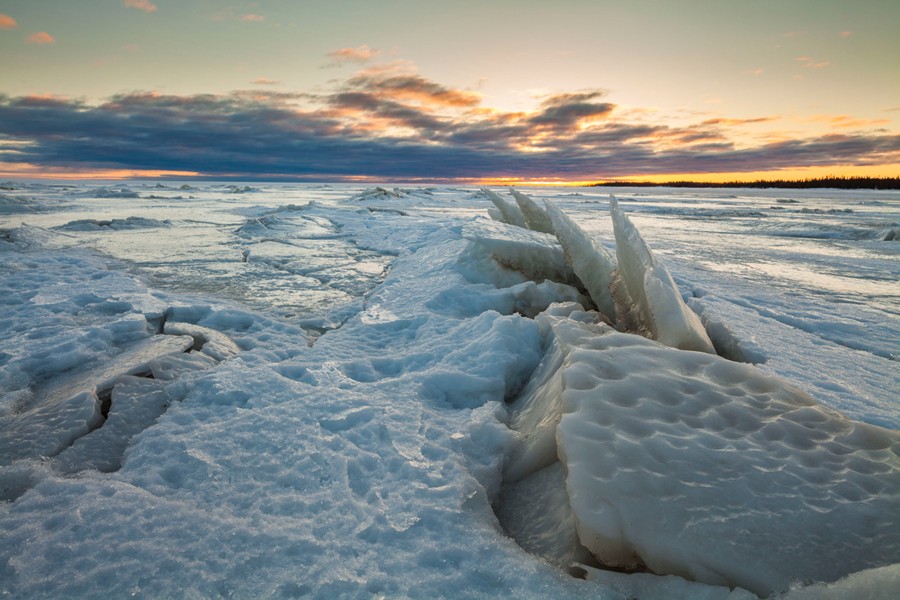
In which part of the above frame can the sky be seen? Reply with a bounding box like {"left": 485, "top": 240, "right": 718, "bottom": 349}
{"left": 1, "top": 0, "right": 898, "bottom": 183}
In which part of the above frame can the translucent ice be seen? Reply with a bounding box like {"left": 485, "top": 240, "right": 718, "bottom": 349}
{"left": 609, "top": 196, "right": 715, "bottom": 353}
{"left": 544, "top": 202, "right": 618, "bottom": 322}
{"left": 483, "top": 188, "right": 527, "bottom": 229}
{"left": 510, "top": 189, "right": 554, "bottom": 234}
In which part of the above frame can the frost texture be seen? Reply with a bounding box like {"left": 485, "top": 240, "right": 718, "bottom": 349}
{"left": 609, "top": 196, "right": 715, "bottom": 353}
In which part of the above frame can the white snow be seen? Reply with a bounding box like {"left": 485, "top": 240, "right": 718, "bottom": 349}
{"left": 0, "top": 182, "right": 897, "bottom": 599}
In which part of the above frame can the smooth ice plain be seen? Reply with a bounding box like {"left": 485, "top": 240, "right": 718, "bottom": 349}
{"left": 1, "top": 182, "right": 898, "bottom": 598}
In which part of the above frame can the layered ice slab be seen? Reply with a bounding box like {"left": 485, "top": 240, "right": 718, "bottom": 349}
{"left": 609, "top": 196, "right": 715, "bottom": 353}
{"left": 0, "top": 334, "right": 193, "bottom": 466}
{"left": 461, "top": 219, "right": 581, "bottom": 289}
{"left": 504, "top": 310, "right": 900, "bottom": 597}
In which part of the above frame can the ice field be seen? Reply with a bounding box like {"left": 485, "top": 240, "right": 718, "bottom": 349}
{"left": 1, "top": 181, "right": 898, "bottom": 598}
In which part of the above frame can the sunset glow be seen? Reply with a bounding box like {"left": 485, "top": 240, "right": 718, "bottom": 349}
{"left": 0, "top": 0, "right": 897, "bottom": 183}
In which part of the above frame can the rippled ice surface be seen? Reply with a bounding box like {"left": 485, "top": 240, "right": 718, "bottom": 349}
{"left": 0, "top": 181, "right": 897, "bottom": 598}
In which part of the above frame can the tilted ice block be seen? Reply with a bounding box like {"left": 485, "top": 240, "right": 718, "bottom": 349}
{"left": 163, "top": 321, "right": 240, "bottom": 362}
{"left": 609, "top": 196, "right": 715, "bottom": 353}
{"left": 482, "top": 188, "right": 527, "bottom": 229}
{"left": 0, "top": 334, "right": 193, "bottom": 465}
{"left": 524, "top": 317, "right": 900, "bottom": 596}
{"left": 510, "top": 189, "right": 554, "bottom": 234}
{"left": 461, "top": 220, "right": 580, "bottom": 288}
{"left": 497, "top": 461, "right": 593, "bottom": 571}
{"left": 544, "top": 202, "right": 618, "bottom": 322}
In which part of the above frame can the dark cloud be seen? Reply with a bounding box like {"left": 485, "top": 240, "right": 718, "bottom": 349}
{"left": 529, "top": 90, "right": 615, "bottom": 131}
{"left": 1, "top": 80, "right": 898, "bottom": 181}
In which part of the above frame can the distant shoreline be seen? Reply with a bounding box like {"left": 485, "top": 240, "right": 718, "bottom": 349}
{"left": 590, "top": 177, "right": 900, "bottom": 190}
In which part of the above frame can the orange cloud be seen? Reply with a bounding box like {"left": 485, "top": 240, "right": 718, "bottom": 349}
{"left": 240, "top": 14, "right": 265, "bottom": 22}
{"left": 796, "top": 56, "right": 830, "bottom": 69}
{"left": 809, "top": 114, "right": 891, "bottom": 129}
{"left": 252, "top": 77, "right": 280, "bottom": 85}
{"left": 0, "top": 162, "right": 199, "bottom": 180}
{"left": 347, "top": 72, "right": 481, "bottom": 108}
{"left": 327, "top": 45, "right": 381, "bottom": 64}
{"left": 123, "top": 0, "right": 157, "bottom": 13}
{"left": 701, "top": 117, "right": 777, "bottom": 126}
{"left": 0, "top": 13, "right": 17, "bottom": 29}
{"left": 839, "top": 31, "right": 853, "bottom": 38}
{"left": 27, "top": 31, "right": 55, "bottom": 44}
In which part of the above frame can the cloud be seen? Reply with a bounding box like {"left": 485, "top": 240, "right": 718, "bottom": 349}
{"left": 123, "top": 0, "right": 157, "bottom": 13}
{"left": 240, "top": 14, "right": 265, "bottom": 22}
{"left": 346, "top": 72, "right": 481, "bottom": 108}
{"left": 745, "top": 68, "right": 765, "bottom": 76}
{"left": 530, "top": 91, "right": 615, "bottom": 131}
{"left": 0, "top": 13, "right": 17, "bottom": 29}
{"left": 26, "top": 32, "right": 55, "bottom": 44}
{"left": 325, "top": 45, "right": 381, "bottom": 65}
{"left": 0, "top": 74, "right": 897, "bottom": 181}
{"left": 796, "top": 56, "right": 830, "bottom": 69}
{"left": 809, "top": 115, "right": 891, "bottom": 129}
{"left": 252, "top": 77, "right": 281, "bottom": 86}
{"left": 701, "top": 117, "right": 776, "bottom": 127}
{"left": 839, "top": 31, "right": 853, "bottom": 38}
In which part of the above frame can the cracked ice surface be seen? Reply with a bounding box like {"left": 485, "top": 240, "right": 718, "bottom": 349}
{"left": 0, "top": 182, "right": 897, "bottom": 598}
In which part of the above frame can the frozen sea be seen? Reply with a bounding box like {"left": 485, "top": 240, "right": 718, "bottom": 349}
{"left": 0, "top": 181, "right": 898, "bottom": 598}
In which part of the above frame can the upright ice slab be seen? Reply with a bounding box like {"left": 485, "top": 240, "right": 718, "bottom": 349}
{"left": 483, "top": 188, "right": 528, "bottom": 229}
{"left": 510, "top": 189, "right": 554, "bottom": 234}
{"left": 609, "top": 196, "right": 715, "bottom": 353}
{"left": 544, "top": 202, "right": 619, "bottom": 322}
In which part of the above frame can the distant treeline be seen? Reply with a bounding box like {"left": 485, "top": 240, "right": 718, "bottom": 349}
{"left": 591, "top": 176, "right": 900, "bottom": 190}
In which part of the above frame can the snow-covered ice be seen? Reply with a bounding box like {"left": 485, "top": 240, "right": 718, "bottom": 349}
{"left": 0, "top": 182, "right": 897, "bottom": 598}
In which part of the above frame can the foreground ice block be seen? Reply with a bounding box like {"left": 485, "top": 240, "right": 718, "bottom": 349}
{"left": 544, "top": 202, "right": 619, "bottom": 322}
{"left": 609, "top": 196, "right": 715, "bottom": 353}
{"left": 505, "top": 314, "right": 900, "bottom": 596}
